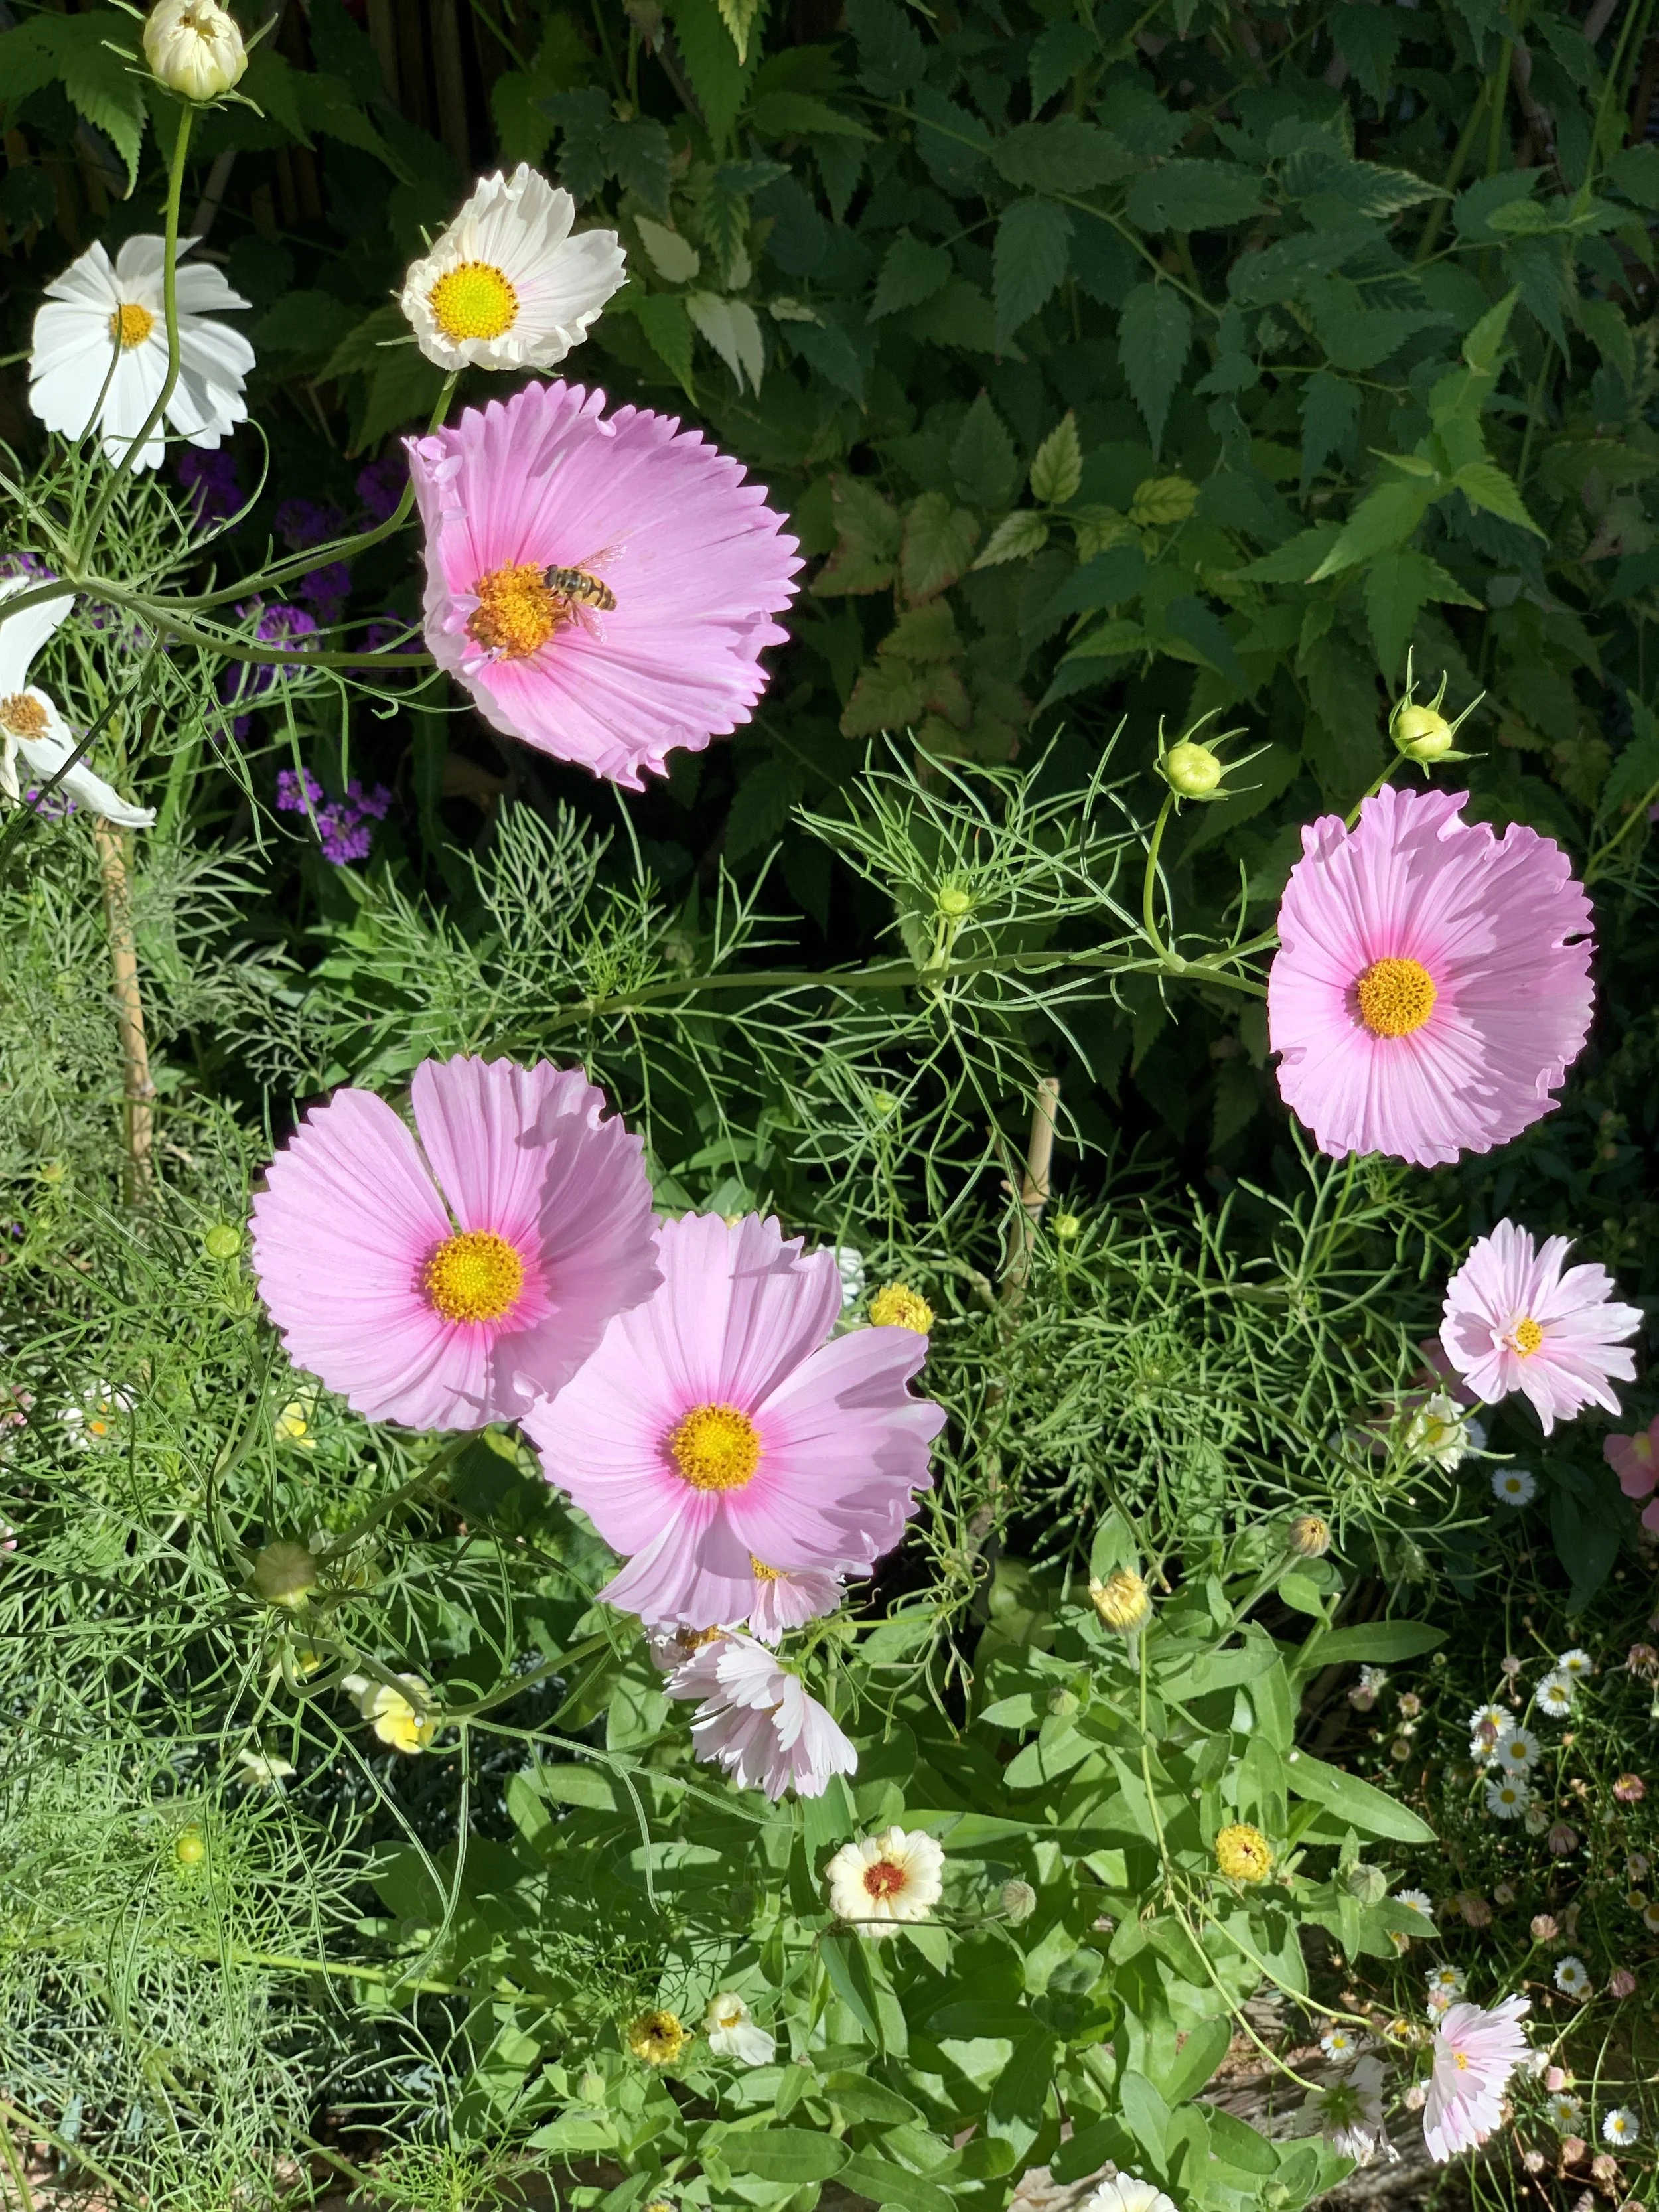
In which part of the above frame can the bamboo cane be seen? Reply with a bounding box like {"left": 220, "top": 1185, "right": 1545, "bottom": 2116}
{"left": 93, "top": 818, "right": 155, "bottom": 1197}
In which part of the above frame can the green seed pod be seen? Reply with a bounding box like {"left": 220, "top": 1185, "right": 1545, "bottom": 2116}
{"left": 252, "top": 1540, "right": 318, "bottom": 1607}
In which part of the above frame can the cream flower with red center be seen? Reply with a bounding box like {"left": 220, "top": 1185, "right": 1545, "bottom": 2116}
{"left": 824, "top": 1826, "right": 945, "bottom": 1938}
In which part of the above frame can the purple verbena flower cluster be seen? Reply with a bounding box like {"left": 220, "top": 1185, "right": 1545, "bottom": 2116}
{"left": 276, "top": 764, "right": 392, "bottom": 865}
{"left": 178, "top": 448, "right": 242, "bottom": 524}
{"left": 23, "top": 784, "right": 77, "bottom": 820}
{"left": 222, "top": 602, "right": 318, "bottom": 739}
{"left": 356, "top": 451, "right": 408, "bottom": 526}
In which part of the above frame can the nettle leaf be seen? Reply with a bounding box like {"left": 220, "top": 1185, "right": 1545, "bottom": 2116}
{"left": 844, "top": 0, "right": 927, "bottom": 98}
{"left": 1118, "top": 283, "right": 1194, "bottom": 455}
{"left": 951, "top": 393, "right": 1020, "bottom": 509}
{"left": 1308, "top": 477, "right": 1437, "bottom": 579}
{"left": 841, "top": 660, "right": 930, "bottom": 738}
{"left": 716, "top": 0, "right": 766, "bottom": 65}
{"left": 974, "top": 512, "right": 1050, "bottom": 567}
{"left": 993, "top": 198, "right": 1072, "bottom": 348}
{"left": 625, "top": 291, "right": 696, "bottom": 398}
{"left": 725, "top": 755, "right": 804, "bottom": 859}
{"left": 901, "top": 492, "right": 979, "bottom": 602}
{"left": 814, "top": 475, "right": 902, "bottom": 595}
{"left": 1300, "top": 371, "right": 1359, "bottom": 492}
{"left": 915, "top": 86, "right": 993, "bottom": 198}
{"left": 668, "top": 0, "right": 762, "bottom": 148}
{"left": 992, "top": 116, "right": 1135, "bottom": 193}
{"left": 1031, "top": 413, "right": 1083, "bottom": 506}
{"left": 1364, "top": 550, "right": 1481, "bottom": 678}
{"left": 1329, "top": 3, "right": 1404, "bottom": 106}
{"left": 50, "top": 14, "right": 147, "bottom": 191}
{"left": 1125, "top": 159, "right": 1264, "bottom": 233}
{"left": 1029, "top": 21, "right": 1094, "bottom": 111}
{"left": 1455, "top": 459, "right": 1546, "bottom": 536}
{"left": 1128, "top": 475, "right": 1198, "bottom": 527}
{"left": 686, "top": 293, "right": 766, "bottom": 392}
{"left": 870, "top": 232, "right": 953, "bottom": 319}
{"left": 634, "top": 218, "right": 701, "bottom": 286}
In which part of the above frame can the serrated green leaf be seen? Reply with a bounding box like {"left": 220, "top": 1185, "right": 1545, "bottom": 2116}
{"left": 1128, "top": 474, "right": 1198, "bottom": 526}
{"left": 992, "top": 116, "right": 1134, "bottom": 192}
{"left": 56, "top": 23, "right": 146, "bottom": 193}
{"left": 901, "top": 492, "right": 979, "bottom": 603}
{"left": 624, "top": 291, "right": 697, "bottom": 398}
{"left": 950, "top": 392, "right": 1020, "bottom": 508}
{"left": 716, "top": 0, "right": 766, "bottom": 64}
{"left": 993, "top": 197, "right": 1072, "bottom": 347}
{"left": 1362, "top": 548, "right": 1481, "bottom": 678}
{"left": 634, "top": 217, "right": 700, "bottom": 285}
{"left": 871, "top": 232, "right": 952, "bottom": 319}
{"left": 974, "top": 512, "right": 1050, "bottom": 567}
{"left": 1118, "top": 283, "right": 1194, "bottom": 455}
{"left": 749, "top": 88, "right": 871, "bottom": 138}
{"left": 686, "top": 292, "right": 766, "bottom": 392}
{"left": 1031, "top": 413, "right": 1082, "bottom": 505}
{"left": 1455, "top": 459, "right": 1546, "bottom": 536}
{"left": 814, "top": 475, "right": 902, "bottom": 595}
{"left": 1307, "top": 477, "right": 1437, "bottom": 579}
{"left": 668, "top": 0, "right": 762, "bottom": 148}
{"left": 1125, "top": 159, "right": 1263, "bottom": 233}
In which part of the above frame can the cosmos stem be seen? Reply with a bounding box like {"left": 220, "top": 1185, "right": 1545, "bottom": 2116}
{"left": 93, "top": 816, "right": 155, "bottom": 1199}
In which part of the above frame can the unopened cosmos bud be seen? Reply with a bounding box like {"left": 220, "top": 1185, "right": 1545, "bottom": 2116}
{"left": 143, "top": 0, "right": 248, "bottom": 101}
{"left": 1163, "top": 739, "right": 1223, "bottom": 798}
{"left": 1393, "top": 703, "right": 1454, "bottom": 762}
{"left": 1288, "top": 1513, "right": 1331, "bottom": 1559}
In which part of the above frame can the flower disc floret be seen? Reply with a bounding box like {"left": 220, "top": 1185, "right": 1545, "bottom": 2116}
{"left": 1267, "top": 786, "right": 1593, "bottom": 1167}
{"left": 466, "top": 563, "right": 564, "bottom": 659}
{"left": 429, "top": 262, "right": 519, "bottom": 342}
{"left": 626, "top": 2010, "right": 688, "bottom": 2066}
{"left": 1216, "top": 1822, "right": 1273, "bottom": 1881}
{"left": 424, "top": 1230, "right": 525, "bottom": 1324}
{"left": 1089, "top": 1568, "right": 1152, "bottom": 1633}
{"left": 868, "top": 1283, "right": 934, "bottom": 1334}
{"left": 669, "top": 1404, "right": 762, "bottom": 1491}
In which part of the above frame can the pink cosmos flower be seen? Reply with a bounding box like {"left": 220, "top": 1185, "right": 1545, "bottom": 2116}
{"left": 1605, "top": 1418, "right": 1659, "bottom": 1532}
{"left": 522, "top": 1212, "right": 945, "bottom": 1627}
{"left": 666, "top": 1629, "right": 857, "bottom": 1799}
{"left": 748, "top": 1562, "right": 844, "bottom": 1643}
{"left": 1423, "top": 1994, "right": 1530, "bottom": 2161}
{"left": 407, "top": 378, "right": 800, "bottom": 790}
{"left": 1439, "top": 1221, "right": 1640, "bottom": 1435}
{"left": 1268, "top": 786, "right": 1593, "bottom": 1167}
{"left": 250, "top": 1056, "right": 660, "bottom": 1430}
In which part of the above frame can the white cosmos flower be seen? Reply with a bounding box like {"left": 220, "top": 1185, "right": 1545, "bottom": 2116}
{"left": 29, "top": 236, "right": 252, "bottom": 469}
{"left": 1079, "top": 2182, "right": 1180, "bottom": 2212}
{"left": 399, "top": 165, "right": 626, "bottom": 372}
{"left": 701, "top": 1992, "right": 776, "bottom": 2066}
{"left": 1536, "top": 1670, "right": 1575, "bottom": 1718}
{"left": 1406, "top": 1391, "right": 1477, "bottom": 1471}
{"left": 824, "top": 1826, "right": 944, "bottom": 1939}
{"left": 1301, "top": 2053, "right": 1394, "bottom": 2166}
{"left": 1603, "top": 2106, "right": 1640, "bottom": 2146}
{"left": 0, "top": 577, "right": 155, "bottom": 826}
{"left": 1492, "top": 1465, "right": 1536, "bottom": 1505}
{"left": 234, "top": 1746, "right": 295, "bottom": 1789}
{"left": 1485, "top": 1777, "right": 1530, "bottom": 1820}
{"left": 59, "top": 1380, "right": 134, "bottom": 1448}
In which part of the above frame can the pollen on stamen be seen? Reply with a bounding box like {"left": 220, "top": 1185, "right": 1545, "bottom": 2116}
{"left": 1354, "top": 956, "right": 1438, "bottom": 1038}
{"left": 669, "top": 1404, "right": 762, "bottom": 1491}
{"left": 109, "top": 302, "right": 155, "bottom": 350}
{"left": 467, "top": 563, "right": 564, "bottom": 660}
{"left": 423, "top": 1228, "right": 524, "bottom": 1324}
{"left": 0, "top": 693, "right": 48, "bottom": 738}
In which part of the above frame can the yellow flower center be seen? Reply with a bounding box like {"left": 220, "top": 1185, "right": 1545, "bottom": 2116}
{"left": 428, "top": 260, "right": 519, "bottom": 342}
{"left": 1454, "top": 2051, "right": 1471, "bottom": 2070}
{"left": 863, "top": 1858, "right": 906, "bottom": 1899}
{"left": 0, "top": 693, "right": 48, "bottom": 737}
{"left": 1215, "top": 1822, "right": 1273, "bottom": 1882}
{"left": 751, "top": 1557, "right": 784, "bottom": 1580}
{"left": 1510, "top": 1316, "right": 1544, "bottom": 1357}
{"left": 110, "top": 301, "right": 155, "bottom": 350}
{"left": 869, "top": 1283, "right": 934, "bottom": 1333}
{"left": 467, "top": 562, "right": 563, "bottom": 660}
{"left": 1354, "top": 956, "right": 1437, "bottom": 1037}
{"left": 717, "top": 2006, "right": 743, "bottom": 2028}
{"left": 627, "top": 2009, "right": 687, "bottom": 2065}
{"left": 423, "top": 1229, "right": 524, "bottom": 1323}
{"left": 668, "top": 1403, "right": 762, "bottom": 1491}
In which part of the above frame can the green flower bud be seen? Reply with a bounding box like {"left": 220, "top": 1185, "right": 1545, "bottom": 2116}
{"left": 204, "top": 1224, "right": 242, "bottom": 1260}
{"left": 1046, "top": 1684, "right": 1080, "bottom": 1718}
{"left": 936, "top": 884, "right": 974, "bottom": 919}
{"left": 252, "top": 1540, "right": 318, "bottom": 1607}
{"left": 1394, "top": 703, "right": 1454, "bottom": 761}
{"left": 1163, "top": 740, "right": 1223, "bottom": 797}
{"left": 1288, "top": 1513, "right": 1332, "bottom": 1559}
{"left": 1053, "top": 1212, "right": 1082, "bottom": 1240}
{"left": 1345, "top": 1862, "right": 1387, "bottom": 1905}
{"left": 1001, "top": 1878, "right": 1037, "bottom": 1923}
{"left": 175, "top": 1825, "right": 206, "bottom": 1867}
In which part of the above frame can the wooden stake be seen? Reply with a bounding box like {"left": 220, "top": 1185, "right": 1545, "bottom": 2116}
{"left": 93, "top": 819, "right": 154, "bottom": 1197}
{"left": 1001, "top": 1075, "right": 1060, "bottom": 1299}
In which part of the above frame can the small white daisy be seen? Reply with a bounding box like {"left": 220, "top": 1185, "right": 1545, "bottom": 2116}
{"left": 1555, "top": 1647, "right": 1593, "bottom": 1679}
{"left": 1602, "top": 2106, "right": 1640, "bottom": 2146}
{"left": 1406, "top": 1391, "right": 1476, "bottom": 1471}
{"left": 1425, "top": 1964, "right": 1467, "bottom": 1998}
{"left": 1496, "top": 1727, "right": 1541, "bottom": 1773}
{"left": 1468, "top": 1702, "right": 1515, "bottom": 1760}
{"left": 1554, "top": 1955, "right": 1591, "bottom": 1998}
{"left": 1547, "top": 2091, "right": 1584, "bottom": 2131}
{"left": 1394, "top": 1887, "right": 1435, "bottom": 1922}
{"left": 1492, "top": 1465, "right": 1537, "bottom": 1505}
{"left": 1320, "top": 2025, "right": 1362, "bottom": 2061}
{"left": 29, "top": 236, "right": 252, "bottom": 469}
{"left": 1640, "top": 1903, "right": 1659, "bottom": 1935}
{"left": 1486, "top": 1776, "right": 1530, "bottom": 1820}
{"left": 0, "top": 577, "right": 155, "bottom": 826}
{"left": 400, "top": 164, "right": 626, "bottom": 372}
{"left": 1536, "top": 1671, "right": 1575, "bottom": 1718}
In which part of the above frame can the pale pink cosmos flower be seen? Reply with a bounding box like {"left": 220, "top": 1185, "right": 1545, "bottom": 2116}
{"left": 1423, "top": 1994, "right": 1531, "bottom": 2161}
{"left": 250, "top": 1056, "right": 660, "bottom": 1430}
{"left": 1268, "top": 786, "right": 1593, "bottom": 1167}
{"left": 1439, "top": 1222, "right": 1640, "bottom": 1434}
{"left": 747, "top": 1562, "right": 844, "bottom": 1644}
{"left": 407, "top": 378, "right": 800, "bottom": 790}
{"left": 665, "top": 1629, "right": 856, "bottom": 1800}
{"left": 1605, "top": 1418, "right": 1659, "bottom": 1532}
{"left": 524, "top": 1212, "right": 944, "bottom": 1627}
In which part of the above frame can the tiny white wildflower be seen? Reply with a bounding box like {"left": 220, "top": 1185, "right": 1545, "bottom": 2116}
{"left": 1492, "top": 1465, "right": 1536, "bottom": 1505}
{"left": 1602, "top": 2106, "right": 1640, "bottom": 2146}
{"left": 1486, "top": 1776, "right": 1530, "bottom": 1820}
{"left": 1553, "top": 1956, "right": 1591, "bottom": 1999}
{"left": 1536, "top": 1671, "right": 1575, "bottom": 1719}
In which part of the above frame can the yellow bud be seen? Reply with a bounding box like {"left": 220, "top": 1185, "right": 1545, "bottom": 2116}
{"left": 174, "top": 1824, "right": 206, "bottom": 1867}
{"left": 1089, "top": 1568, "right": 1152, "bottom": 1634}
{"left": 204, "top": 1223, "right": 242, "bottom": 1260}
{"left": 143, "top": 0, "right": 248, "bottom": 100}
{"left": 1163, "top": 740, "right": 1223, "bottom": 797}
{"left": 1288, "top": 1514, "right": 1331, "bottom": 1559}
{"left": 869, "top": 1283, "right": 934, "bottom": 1335}
{"left": 252, "top": 1540, "right": 317, "bottom": 1607}
{"left": 936, "top": 884, "right": 974, "bottom": 919}
{"left": 1215, "top": 1822, "right": 1274, "bottom": 1883}
{"left": 1393, "top": 703, "right": 1453, "bottom": 761}
{"left": 1053, "top": 1212, "right": 1082, "bottom": 1240}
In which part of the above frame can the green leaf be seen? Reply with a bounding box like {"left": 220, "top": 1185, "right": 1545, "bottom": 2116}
{"left": 749, "top": 89, "right": 873, "bottom": 139}
{"left": 725, "top": 757, "right": 805, "bottom": 861}
{"left": 1207, "top": 2109, "right": 1280, "bottom": 2176}
{"left": 722, "top": 2129, "right": 850, "bottom": 2183}
{"left": 0, "top": 24, "right": 65, "bottom": 109}
{"left": 1029, "top": 21, "right": 1094, "bottom": 111}
{"left": 297, "top": 72, "right": 399, "bottom": 171}
{"left": 55, "top": 19, "right": 147, "bottom": 193}
{"left": 1330, "top": 5, "right": 1404, "bottom": 106}
{"left": 1031, "top": 413, "right": 1083, "bottom": 506}
{"left": 1285, "top": 1749, "right": 1436, "bottom": 1842}
{"left": 993, "top": 197, "right": 1072, "bottom": 348}
{"left": 1125, "top": 159, "right": 1263, "bottom": 233}
{"left": 686, "top": 293, "right": 766, "bottom": 392}
{"left": 1155, "top": 2012, "right": 1233, "bottom": 2102}
{"left": 716, "top": 0, "right": 766, "bottom": 64}
{"left": 837, "top": 2156, "right": 952, "bottom": 2212}
{"left": 814, "top": 475, "right": 902, "bottom": 595}
{"left": 625, "top": 292, "right": 697, "bottom": 399}
{"left": 1118, "top": 283, "right": 1193, "bottom": 455}
{"left": 668, "top": 0, "right": 762, "bottom": 148}
{"left": 1119, "top": 2069, "right": 1172, "bottom": 2162}
{"left": 871, "top": 232, "right": 953, "bottom": 319}
{"left": 634, "top": 218, "right": 701, "bottom": 286}
{"left": 1301, "top": 371, "right": 1359, "bottom": 492}
{"left": 1454, "top": 459, "right": 1546, "bottom": 538}
{"left": 974, "top": 512, "right": 1050, "bottom": 567}
{"left": 951, "top": 392, "right": 1021, "bottom": 508}
{"left": 820, "top": 1931, "right": 884, "bottom": 2044}
{"left": 988, "top": 2029, "right": 1058, "bottom": 2156}
{"left": 1363, "top": 549, "right": 1481, "bottom": 678}
{"left": 1463, "top": 286, "right": 1521, "bottom": 376}
{"left": 992, "top": 117, "right": 1135, "bottom": 192}
{"left": 845, "top": 0, "right": 927, "bottom": 99}
{"left": 250, "top": 291, "right": 360, "bottom": 360}
{"left": 901, "top": 492, "right": 979, "bottom": 603}
{"left": 1307, "top": 477, "right": 1436, "bottom": 579}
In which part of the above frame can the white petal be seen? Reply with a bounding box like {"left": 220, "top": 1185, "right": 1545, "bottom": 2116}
{"left": 42, "top": 241, "right": 119, "bottom": 307}
{"left": 15, "top": 701, "right": 153, "bottom": 828}
{"left": 0, "top": 582, "right": 72, "bottom": 690}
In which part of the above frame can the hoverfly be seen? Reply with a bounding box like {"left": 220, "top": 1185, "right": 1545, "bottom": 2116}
{"left": 541, "top": 562, "right": 617, "bottom": 613}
